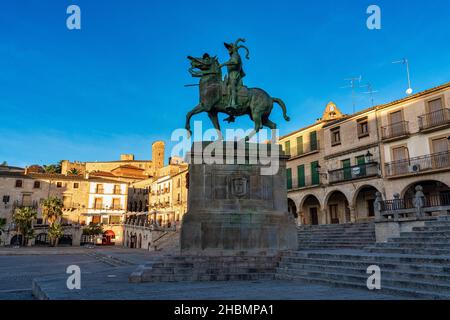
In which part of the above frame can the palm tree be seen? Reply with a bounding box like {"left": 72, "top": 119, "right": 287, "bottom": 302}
{"left": 43, "top": 161, "right": 62, "bottom": 174}
{"left": 41, "top": 197, "right": 64, "bottom": 246}
{"left": 13, "top": 207, "right": 37, "bottom": 246}
{"left": 47, "top": 223, "right": 63, "bottom": 247}
{"left": 67, "top": 168, "right": 80, "bottom": 176}
{"left": 41, "top": 197, "right": 64, "bottom": 225}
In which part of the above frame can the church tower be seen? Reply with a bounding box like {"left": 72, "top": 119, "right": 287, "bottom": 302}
{"left": 152, "top": 141, "right": 165, "bottom": 170}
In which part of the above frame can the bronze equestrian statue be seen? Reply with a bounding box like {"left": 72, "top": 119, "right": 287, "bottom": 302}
{"left": 185, "top": 39, "right": 290, "bottom": 139}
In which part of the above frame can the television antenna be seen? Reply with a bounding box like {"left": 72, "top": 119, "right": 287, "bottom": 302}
{"left": 392, "top": 58, "right": 413, "bottom": 95}
{"left": 341, "top": 75, "right": 362, "bottom": 113}
{"left": 360, "top": 83, "right": 379, "bottom": 107}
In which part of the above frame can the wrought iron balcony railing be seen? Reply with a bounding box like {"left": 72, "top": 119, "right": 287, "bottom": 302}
{"left": 13, "top": 200, "right": 39, "bottom": 209}
{"left": 328, "top": 162, "right": 379, "bottom": 184}
{"left": 381, "top": 121, "right": 409, "bottom": 140}
{"left": 385, "top": 151, "right": 450, "bottom": 177}
{"left": 418, "top": 108, "right": 450, "bottom": 131}
{"left": 380, "top": 193, "right": 450, "bottom": 211}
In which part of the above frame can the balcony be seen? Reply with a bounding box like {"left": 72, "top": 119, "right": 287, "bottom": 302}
{"left": 385, "top": 151, "right": 450, "bottom": 177}
{"left": 418, "top": 108, "right": 450, "bottom": 132}
{"left": 13, "top": 200, "right": 39, "bottom": 209}
{"left": 381, "top": 121, "right": 409, "bottom": 141}
{"left": 328, "top": 162, "right": 379, "bottom": 184}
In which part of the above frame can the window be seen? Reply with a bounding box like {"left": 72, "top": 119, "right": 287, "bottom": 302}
{"left": 33, "top": 181, "right": 41, "bottom": 189}
{"left": 56, "top": 182, "right": 62, "bottom": 188}
{"left": 94, "top": 198, "right": 103, "bottom": 209}
{"left": 310, "top": 131, "right": 318, "bottom": 151}
{"left": 311, "top": 161, "right": 320, "bottom": 185}
{"left": 63, "top": 196, "right": 72, "bottom": 209}
{"left": 177, "top": 193, "right": 181, "bottom": 202}
{"left": 96, "top": 184, "right": 104, "bottom": 194}
{"left": 113, "top": 185, "right": 121, "bottom": 194}
{"left": 286, "top": 168, "right": 292, "bottom": 189}
{"left": 357, "top": 117, "right": 369, "bottom": 138}
{"left": 73, "top": 183, "right": 79, "bottom": 189}
{"left": 356, "top": 155, "right": 367, "bottom": 176}
{"left": 15, "top": 180, "right": 23, "bottom": 188}
{"left": 284, "top": 140, "right": 291, "bottom": 156}
{"left": 297, "top": 165, "right": 305, "bottom": 188}
{"left": 110, "top": 215, "right": 121, "bottom": 224}
{"left": 2, "top": 195, "right": 10, "bottom": 204}
{"left": 296, "top": 136, "right": 304, "bottom": 155}
{"left": 92, "top": 215, "right": 101, "bottom": 224}
{"left": 177, "top": 178, "right": 181, "bottom": 188}
{"left": 112, "top": 198, "right": 121, "bottom": 210}
{"left": 331, "top": 128, "right": 341, "bottom": 146}
{"left": 428, "top": 97, "right": 443, "bottom": 113}
{"left": 22, "top": 194, "right": 32, "bottom": 207}
{"left": 342, "top": 159, "right": 351, "bottom": 180}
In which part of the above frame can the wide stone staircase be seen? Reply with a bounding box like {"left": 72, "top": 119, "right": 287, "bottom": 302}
{"left": 277, "top": 217, "right": 450, "bottom": 299}
{"left": 130, "top": 255, "right": 279, "bottom": 283}
{"left": 297, "top": 222, "right": 376, "bottom": 250}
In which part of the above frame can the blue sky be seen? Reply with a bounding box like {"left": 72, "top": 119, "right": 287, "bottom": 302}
{"left": 1, "top": 0, "right": 449, "bottom": 167}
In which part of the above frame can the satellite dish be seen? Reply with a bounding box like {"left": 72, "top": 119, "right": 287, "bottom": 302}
{"left": 406, "top": 88, "right": 413, "bottom": 95}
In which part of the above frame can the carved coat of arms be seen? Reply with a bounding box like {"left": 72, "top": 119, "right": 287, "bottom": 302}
{"left": 228, "top": 174, "right": 249, "bottom": 198}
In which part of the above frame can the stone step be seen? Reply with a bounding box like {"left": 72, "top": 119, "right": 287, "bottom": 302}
{"left": 280, "top": 268, "right": 450, "bottom": 293}
{"left": 142, "top": 273, "right": 276, "bottom": 282}
{"left": 277, "top": 262, "right": 450, "bottom": 283}
{"left": 298, "top": 237, "right": 375, "bottom": 241}
{"left": 149, "top": 267, "right": 277, "bottom": 275}
{"left": 285, "top": 251, "right": 450, "bottom": 265}
{"left": 400, "top": 230, "right": 450, "bottom": 237}
{"left": 389, "top": 237, "right": 450, "bottom": 243}
{"left": 298, "top": 244, "right": 370, "bottom": 250}
{"left": 380, "top": 242, "right": 450, "bottom": 248}
{"left": 279, "top": 256, "right": 450, "bottom": 274}
{"left": 298, "top": 228, "right": 375, "bottom": 233}
{"left": 367, "top": 246, "right": 450, "bottom": 255}
{"left": 412, "top": 226, "right": 450, "bottom": 232}
{"left": 275, "top": 271, "right": 450, "bottom": 299}
{"left": 297, "top": 233, "right": 375, "bottom": 237}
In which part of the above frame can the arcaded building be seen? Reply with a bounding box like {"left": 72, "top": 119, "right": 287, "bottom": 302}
{"left": 281, "top": 82, "right": 450, "bottom": 225}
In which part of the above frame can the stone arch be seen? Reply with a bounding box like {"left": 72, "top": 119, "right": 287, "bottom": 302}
{"left": 351, "top": 184, "right": 382, "bottom": 222}
{"left": 324, "top": 190, "right": 351, "bottom": 224}
{"left": 300, "top": 194, "right": 322, "bottom": 225}
{"left": 400, "top": 179, "right": 450, "bottom": 199}
{"left": 287, "top": 198, "right": 298, "bottom": 219}
{"left": 35, "top": 232, "right": 50, "bottom": 246}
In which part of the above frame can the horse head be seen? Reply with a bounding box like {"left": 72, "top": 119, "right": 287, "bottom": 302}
{"left": 187, "top": 53, "right": 221, "bottom": 79}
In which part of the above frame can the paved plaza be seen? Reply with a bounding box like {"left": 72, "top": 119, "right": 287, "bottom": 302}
{"left": 0, "top": 247, "right": 400, "bottom": 300}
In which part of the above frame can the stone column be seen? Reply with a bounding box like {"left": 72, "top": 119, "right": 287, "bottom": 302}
{"left": 320, "top": 208, "right": 328, "bottom": 225}
{"left": 348, "top": 206, "right": 357, "bottom": 223}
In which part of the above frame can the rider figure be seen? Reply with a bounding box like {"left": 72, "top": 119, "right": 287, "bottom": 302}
{"left": 220, "top": 38, "right": 249, "bottom": 115}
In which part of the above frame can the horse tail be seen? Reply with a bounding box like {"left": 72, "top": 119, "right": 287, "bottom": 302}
{"left": 272, "top": 98, "right": 290, "bottom": 121}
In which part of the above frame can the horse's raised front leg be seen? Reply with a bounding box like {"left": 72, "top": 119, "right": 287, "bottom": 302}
{"left": 208, "top": 111, "right": 223, "bottom": 140}
{"left": 185, "top": 104, "right": 204, "bottom": 136}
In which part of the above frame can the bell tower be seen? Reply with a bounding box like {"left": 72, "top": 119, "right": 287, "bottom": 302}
{"left": 152, "top": 141, "right": 165, "bottom": 170}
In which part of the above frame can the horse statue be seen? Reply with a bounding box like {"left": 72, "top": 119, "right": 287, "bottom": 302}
{"left": 185, "top": 51, "right": 290, "bottom": 140}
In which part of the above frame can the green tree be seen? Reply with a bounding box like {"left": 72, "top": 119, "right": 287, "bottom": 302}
{"left": 0, "top": 218, "right": 6, "bottom": 246}
{"left": 43, "top": 161, "right": 62, "bottom": 174}
{"left": 82, "top": 223, "right": 103, "bottom": 236}
{"left": 0, "top": 161, "right": 7, "bottom": 166}
{"left": 41, "top": 197, "right": 64, "bottom": 225}
{"left": 13, "top": 207, "right": 37, "bottom": 246}
{"left": 47, "top": 223, "right": 63, "bottom": 247}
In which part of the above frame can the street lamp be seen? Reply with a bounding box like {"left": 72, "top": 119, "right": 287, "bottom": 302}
{"left": 365, "top": 150, "right": 373, "bottom": 163}
{"left": 315, "top": 164, "right": 328, "bottom": 179}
